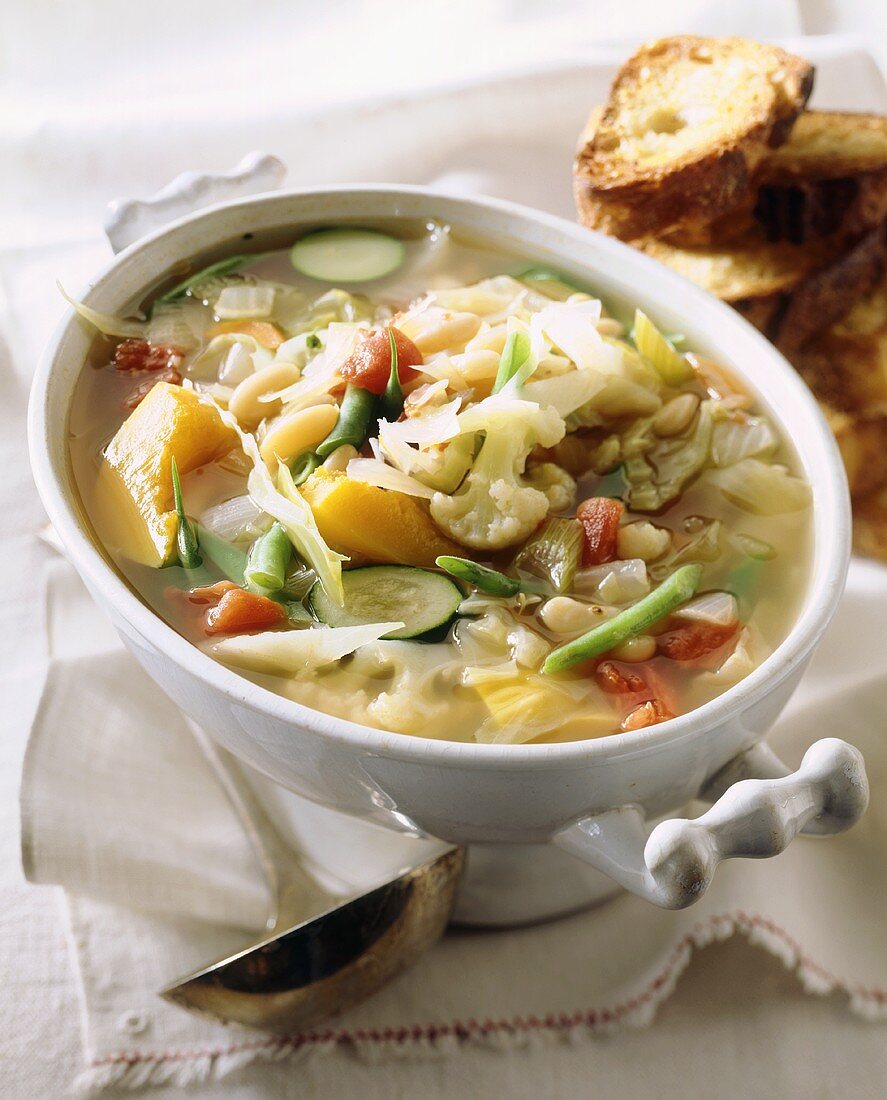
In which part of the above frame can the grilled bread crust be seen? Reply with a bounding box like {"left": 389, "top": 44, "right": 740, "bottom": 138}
{"left": 574, "top": 36, "right": 813, "bottom": 241}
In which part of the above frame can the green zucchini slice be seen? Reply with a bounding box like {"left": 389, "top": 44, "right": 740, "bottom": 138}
{"left": 290, "top": 228, "right": 405, "bottom": 283}
{"left": 309, "top": 565, "right": 462, "bottom": 640}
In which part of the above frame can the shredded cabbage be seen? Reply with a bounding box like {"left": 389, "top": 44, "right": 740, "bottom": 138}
{"left": 521, "top": 368, "right": 604, "bottom": 417}
{"left": 712, "top": 459, "right": 811, "bottom": 515}
{"left": 710, "top": 414, "right": 778, "bottom": 467}
{"left": 60, "top": 285, "right": 148, "bottom": 339}
{"left": 623, "top": 401, "right": 714, "bottom": 512}
{"left": 212, "top": 622, "right": 403, "bottom": 676}
{"left": 530, "top": 300, "right": 622, "bottom": 375}
{"left": 214, "top": 285, "right": 276, "bottom": 320}
{"left": 344, "top": 457, "right": 436, "bottom": 499}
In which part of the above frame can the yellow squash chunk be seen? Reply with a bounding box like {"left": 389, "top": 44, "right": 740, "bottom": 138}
{"left": 300, "top": 469, "right": 463, "bottom": 568}
{"left": 98, "top": 382, "right": 236, "bottom": 566}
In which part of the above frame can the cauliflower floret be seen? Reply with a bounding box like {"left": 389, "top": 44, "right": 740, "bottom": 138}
{"left": 524, "top": 462, "right": 576, "bottom": 512}
{"left": 349, "top": 641, "right": 462, "bottom": 733}
{"left": 430, "top": 394, "right": 566, "bottom": 550}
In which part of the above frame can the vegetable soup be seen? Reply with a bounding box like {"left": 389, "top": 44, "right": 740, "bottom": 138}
{"left": 68, "top": 222, "right": 812, "bottom": 743}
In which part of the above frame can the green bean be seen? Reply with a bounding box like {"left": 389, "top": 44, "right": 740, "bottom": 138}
{"left": 244, "top": 523, "right": 292, "bottom": 592}
{"left": 315, "top": 383, "right": 376, "bottom": 458}
{"left": 194, "top": 524, "right": 247, "bottom": 585}
{"left": 290, "top": 451, "right": 321, "bottom": 486}
{"left": 435, "top": 556, "right": 545, "bottom": 598}
{"left": 542, "top": 564, "right": 703, "bottom": 674}
{"left": 378, "top": 328, "right": 404, "bottom": 422}
{"left": 492, "top": 331, "right": 533, "bottom": 393}
{"left": 171, "top": 456, "right": 202, "bottom": 569}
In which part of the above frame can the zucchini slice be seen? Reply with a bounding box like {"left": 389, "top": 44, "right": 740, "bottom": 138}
{"left": 309, "top": 566, "right": 461, "bottom": 640}
{"left": 290, "top": 228, "right": 405, "bottom": 283}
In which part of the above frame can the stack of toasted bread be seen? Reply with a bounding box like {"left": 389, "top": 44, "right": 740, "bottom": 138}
{"left": 574, "top": 35, "right": 887, "bottom": 559}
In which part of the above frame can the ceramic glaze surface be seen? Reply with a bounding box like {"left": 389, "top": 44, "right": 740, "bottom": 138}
{"left": 30, "top": 185, "right": 863, "bottom": 911}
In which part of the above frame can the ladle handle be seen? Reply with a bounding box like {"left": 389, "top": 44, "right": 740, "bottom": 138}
{"left": 104, "top": 151, "right": 286, "bottom": 254}
{"left": 554, "top": 737, "right": 868, "bottom": 909}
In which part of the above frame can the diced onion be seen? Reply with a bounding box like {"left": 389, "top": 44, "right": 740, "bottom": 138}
{"left": 199, "top": 494, "right": 271, "bottom": 543}
{"left": 674, "top": 591, "right": 738, "bottom": 627}
{"left": 189, "top": 334, "right": 273, "bottom": 384}
{"left": 574, "top": 559, "right": 650, "bottom": 603}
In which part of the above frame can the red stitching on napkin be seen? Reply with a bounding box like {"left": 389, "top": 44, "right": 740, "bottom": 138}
{"left": 86, "top": 909, "right": 887, "bottom": 1074}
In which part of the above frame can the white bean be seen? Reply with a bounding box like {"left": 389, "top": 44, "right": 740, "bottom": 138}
{"left": 260, "top": 403, "right": 339, "bottom": 468}
{"left": 404, "top": 309, "right": 481, "bottom": 355}
{"left": 610, "top": 635, "right": 657, "bottom": 662}
{"left": 653, "top": 393, "right": 700, "bottom": 437}
{"left": 539, "top": 597, "right": 609, "bottom": 635}
{"left": 228, "top": 362, "right": 302, "bottom": 428}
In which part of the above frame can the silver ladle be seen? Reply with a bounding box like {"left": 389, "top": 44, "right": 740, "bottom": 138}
{"left": 160, "top": 741, "right": 463, "bottom": 1032}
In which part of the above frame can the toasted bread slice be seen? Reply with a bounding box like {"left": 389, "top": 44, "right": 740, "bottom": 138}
{"left": 763, "top": 111, "right": 887, "bottom": 180}
{"left": 791, "top": 271, "right": 887, "bottom": 414}
{"left": 754, "top": 169, "right": 887, "bottom": 245}
{"left": 753, "top": 114, "right": 887, "bottom": 246}
{"left": 664, "top": 112, "right": 887, "bottom": 248}
{"left": 574, "top": 37, "right": 813, "bottom": 241}
{"left": 853, "top": 485, "right": 887, "bottom": 561}
{"left": 733, "top": 292, "right": 785, "bottom": 336}
{"left": 822, "top": 406, "right": 887, "bottom": 499}
{"left": 643, "top": 230, "right": 825, "bottom": 301}
{"left": 774, "top": 221, "right": 887, "bottom": 349}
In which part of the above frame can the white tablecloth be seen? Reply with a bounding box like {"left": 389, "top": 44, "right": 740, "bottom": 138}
{"left": 4, "top": 3, "right": 887, "bottom": 1097}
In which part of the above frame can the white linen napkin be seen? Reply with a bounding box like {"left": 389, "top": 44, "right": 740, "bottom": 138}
{"left": 21, "top": 551, "right": 887, "bottom": 1093}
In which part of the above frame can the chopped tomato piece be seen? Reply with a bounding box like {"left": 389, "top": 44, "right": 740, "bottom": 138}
{"left": 340, "top": 326, "right": 423, "bottom": 395}
{"left": 123, "top": 365, "right": 182, "bottom": 409}
{"left": 207, "top": 320, "right": 286, "bottom": 350}
{"left": 187, "top": 580, "right": 238, "bottom": 605}
{"left": 657, "top": 620, "right": 740, "bottom": 662}
{"left": 577, "top": 497, "right": 624, "bottom": 566}
{"left": 204, "top": 587, "right": 286, "bottom": 636}
{"left": 596, "top": 661, "right": 647, "bottom": 695}
{"left": 621, "top": 699, "right": 675, "bottom": 732}
{"left": 114, "top": 339, "right": 184, "bottom": 374}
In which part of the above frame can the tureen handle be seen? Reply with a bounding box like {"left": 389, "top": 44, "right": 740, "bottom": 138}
{"left": 553, "top": 737, "right": 868, "bottom": 910}
{"left": 103, "top": 151, "right": 287, "bottom": 254}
